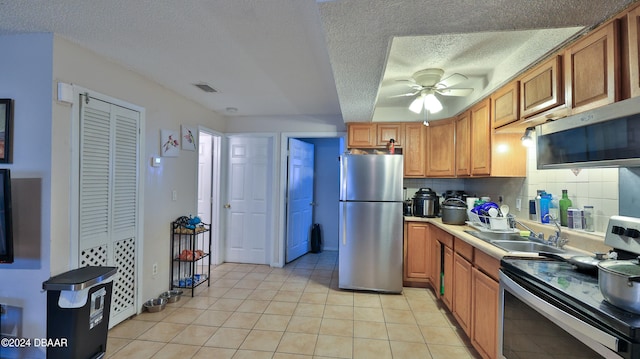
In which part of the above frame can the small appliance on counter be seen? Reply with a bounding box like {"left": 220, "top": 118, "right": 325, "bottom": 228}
{"left": 412, "top": 187, "right": 439, "bottom": 218}
{"left": 443, "top": 190, "right": 467, "bottom": 202}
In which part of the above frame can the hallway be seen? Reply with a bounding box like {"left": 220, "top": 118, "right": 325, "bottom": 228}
{"left": 106, "top": 251, "right": 480, "bottom": 358}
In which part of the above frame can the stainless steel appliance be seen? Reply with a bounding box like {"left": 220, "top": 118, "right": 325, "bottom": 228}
{"left": 339, "top": 153, "right": 403, "bottom": 293}
{"left": 412, "top": 187, "right": 440, "bottom": 218}
{"left": 536, "top": 96, "right": 640, "bottom": 169}
{"left": 500, "top": 216, "right": 640, "bottom": 358}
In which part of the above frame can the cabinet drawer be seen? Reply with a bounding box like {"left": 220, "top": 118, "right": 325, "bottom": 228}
{"left": 454, "top": 237, "right": 473, "bottom": 262}
{"left": 474, "top": 249, "right": 500, "bottom": 281}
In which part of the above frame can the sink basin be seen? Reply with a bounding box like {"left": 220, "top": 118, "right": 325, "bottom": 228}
{"left": 463, "top": 230, "right": 530, "bottom": 242}
{"left": 489, "top": 240, "right": 566, "bottom": 254}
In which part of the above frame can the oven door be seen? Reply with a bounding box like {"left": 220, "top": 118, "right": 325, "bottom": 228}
{"left": 499, "top": 271, "right": 623, "bottom": 359}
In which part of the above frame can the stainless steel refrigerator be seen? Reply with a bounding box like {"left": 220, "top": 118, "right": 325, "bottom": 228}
{"left": 339, "top": 153, "right": 403, "bottom": 293}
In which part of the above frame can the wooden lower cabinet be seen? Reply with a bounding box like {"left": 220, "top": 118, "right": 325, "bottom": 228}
{"left": 403, "top": 222, "right": 431, "bottom": 287}
{"left": 442, "top": 245, "right": 454, "bottom": 310}
{"left": 453, "top": 252, "right": 473, "bottom": 336}
{"left": 471, "top": 266, "right": 500, "bottom": 359}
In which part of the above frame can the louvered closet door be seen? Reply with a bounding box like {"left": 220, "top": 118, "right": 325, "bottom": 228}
{"left": 79, "top": 95, "right": 140, "bottom": 327}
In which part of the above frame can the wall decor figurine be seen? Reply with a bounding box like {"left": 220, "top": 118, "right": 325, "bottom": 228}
{"left": 181, "top": 126, "right": 197, "bottom": 151}
{"left": 161, "top": 129, "right": 180, "bottom": 157}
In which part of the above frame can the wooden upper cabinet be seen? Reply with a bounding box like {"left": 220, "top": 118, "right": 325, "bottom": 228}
{"left": 628, "top": 6, "right": 640, "bottom": 98}
{"left": 403, "top": 123, "right": 426, "bottom": 177}
{"left": 376, "top": 123, "right": 404, "bottom": 147}
{"left": 565, "top": 20, "right": 620, "bottom": 113}
{"left": 347, "top": 123, "right": 377, "bottom": 148}
{"left": 426, "top": 118, "right": 455, "bottom": 177}
{"left": 470, "top": 99, "right": 491, "bottom": 176}
{"left": 491, "top": 81, "right": 519, "bottom": 128}
{"left": 455, "top": 111, "right": 471, "bottom": 177}
{"left": 520, "top": 55, "right": 564, "bottom": 118}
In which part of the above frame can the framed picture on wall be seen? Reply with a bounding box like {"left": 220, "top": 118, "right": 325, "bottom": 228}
{"left": 0, "top": 99, "right": 13, "bottom": 164}
{"left": 181, "top": 125, "right": 197, "bottom": 151}
{"left": 160, "top": 129, "right": 180, "bottom": 157}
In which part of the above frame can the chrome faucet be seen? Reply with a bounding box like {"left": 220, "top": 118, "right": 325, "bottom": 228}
{"left": 543, "top": 213, "right": 568, "bottom": 248}
{"left": 513, "top": 219, "right": 545, "bottom": 242}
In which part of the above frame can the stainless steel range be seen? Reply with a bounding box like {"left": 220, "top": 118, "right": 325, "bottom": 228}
{"left": 500, "top": 216, "right": 640, "bottom": 359}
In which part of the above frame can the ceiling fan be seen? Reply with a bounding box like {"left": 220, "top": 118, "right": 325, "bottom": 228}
{"left": 392, "top": 68, "right": 474, "bottom": 114}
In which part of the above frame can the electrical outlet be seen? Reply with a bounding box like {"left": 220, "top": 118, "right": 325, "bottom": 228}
{"left": 152, "top": 263, "right": 158, "bottom": 275}
{"left": 516, "top": 198, "right": 522, "bottom": 211}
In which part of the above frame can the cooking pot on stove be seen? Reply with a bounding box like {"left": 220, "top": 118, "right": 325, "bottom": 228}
{"left": 441, "top": 198, "right": 467, "bottom": 225}
{"left": 598, "top": 257, "right": 640, "bottom": 314}
{"left": 412, "top": 187, "right": 439, "bottom": 218}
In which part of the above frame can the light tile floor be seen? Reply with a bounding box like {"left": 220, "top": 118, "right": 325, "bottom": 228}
{"left": 106, "top": 251, "right": 481, "bottom": 359}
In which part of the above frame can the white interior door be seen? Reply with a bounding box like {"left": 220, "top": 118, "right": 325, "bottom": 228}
{"left": 224, "top": 136, "right": 272, "bottom": 264}
{"left": 197, "top": 133, "right": 212, "bottom": 224}
{"left": 286, "top": 139, "right": 314, "bottom": 263}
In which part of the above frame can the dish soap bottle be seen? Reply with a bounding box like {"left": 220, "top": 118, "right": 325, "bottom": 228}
{"left": 559, "top": 189, "right": 572, "bottom": 227}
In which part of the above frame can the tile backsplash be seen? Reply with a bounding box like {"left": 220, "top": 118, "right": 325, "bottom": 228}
{"left": 404, "top": 139, "right": 621, "bottom": 233}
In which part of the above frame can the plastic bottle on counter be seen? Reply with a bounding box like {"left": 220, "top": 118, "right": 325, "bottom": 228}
{"left": 539, "top": 193, "right": 551, "bottom": 223}
{"left": 583, "top": 205, "right": 595, "bottom": 232}
{"left": 549, "top": 195, "right": 559, "bottom": 221}
{"left": 535, "top": 190, "right": 545, "bottom": 223}
{"left": 559, "top": 189, "right": 572, "bottom": 227}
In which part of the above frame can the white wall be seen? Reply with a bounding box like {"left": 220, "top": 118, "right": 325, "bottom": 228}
{"left": 227, "top": 114, "right": 345, "bottom": 133}
{"left": 51, "top": 36, "right": 228, "bottom": 307}
{"left": 0, "top": 33, "right": 53, "bottom": 358}
{"left": 0, "top": 33, "right": 229, "bottom": 357}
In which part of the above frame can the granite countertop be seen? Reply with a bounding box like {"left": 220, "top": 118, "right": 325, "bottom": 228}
{"left": 404, "top": 216, "right": 610, "bottom": 260}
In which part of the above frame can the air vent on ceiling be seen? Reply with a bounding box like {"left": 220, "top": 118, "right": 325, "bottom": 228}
{"left": 194, "top": 83, "right": 217, "bottom": 93}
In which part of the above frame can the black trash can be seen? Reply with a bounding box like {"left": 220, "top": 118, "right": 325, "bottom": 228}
{"left": 42, "top": 266, "right": 117, "bottom": 359}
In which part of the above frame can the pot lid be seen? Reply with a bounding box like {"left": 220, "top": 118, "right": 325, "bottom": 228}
{"left": 598, "top": 258, "right": 640, "bottom": 276}
{"left": 413, "top": 187, "right": 437, "bottom": 198}
{"left": 442, "top": 198, "right": 467, "bottom": 207}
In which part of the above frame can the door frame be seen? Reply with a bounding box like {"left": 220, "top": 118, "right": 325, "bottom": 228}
{"left": 277, "top": 131, "right": 345, "bottom": 268}
{"left": 196, "top": 126, "right": 223, "bottom": 265}
{"left": 69, "top": 85, "right": 146, "bottom": 317}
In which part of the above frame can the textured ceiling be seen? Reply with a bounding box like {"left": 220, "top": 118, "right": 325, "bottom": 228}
{"left": 0, "top": 0, "right": 635, "bottom": 124}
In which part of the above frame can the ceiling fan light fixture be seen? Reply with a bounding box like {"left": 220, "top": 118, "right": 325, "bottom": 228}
{"left": 409, "top": 94, "right": 425, "bottom": 113}
{"left": 423, "top": 93, "right": 443, "bottom": 113}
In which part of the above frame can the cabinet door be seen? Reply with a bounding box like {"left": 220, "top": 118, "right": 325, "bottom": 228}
{"left": 565, "top": 20, "right": 619, "bottom": 113}
{"left": 453, "top": 252, "right": 473, "bottom": 336}
{"left": 628, "top": 6, "right": 640, "bottom": 98}
{"left": 442, "top": 245, "right": 454, "bottom": 310}
{"left": 403, "top": 123, "right": 426, "bottom": 177}
{"left": 377, "top": 123, "right": 404, "bottom": 147}
{"left": 426, "top": 118, "right": 455, "bottom": 177}
{"left": 347, "top": 123, "right": 377, "bottom": 148}
{"left": 432, "top": 234, "right": 441, "bottom": 293}
{"left": 404, "top": 222, "right": 430, "bottom": 283}
{"left": 472, "top": 267, "right": 499, "bottom": 359}
{"left": 491, "top": 81, "right": 519, "bottom": 128}
{"left": 520, "top": 55, "right": 564, "bottom": 118}
{"left": 470, "top": 99, "right": 491, "bottom": 176}
{"left": 455, "top": 111, "right": 471, "bottom": 177}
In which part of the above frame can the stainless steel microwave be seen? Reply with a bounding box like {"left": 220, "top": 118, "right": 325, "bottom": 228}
{"left": 536, "top": 97, "right": 640, "bottom": 169}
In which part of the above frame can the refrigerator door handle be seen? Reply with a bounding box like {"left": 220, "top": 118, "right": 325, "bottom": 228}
{"left": 342, "top": 204, "right": 347, "bottom": 246}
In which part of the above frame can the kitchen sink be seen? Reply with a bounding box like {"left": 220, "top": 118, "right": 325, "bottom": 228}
{"left": 489, "top": 240, "right": 566, "bottom": 254}
{"left": 464, "top": 230, "right": 566, "bottom": 254}
{"left": 463, "top": 230, "right": 530, "bottom": 242}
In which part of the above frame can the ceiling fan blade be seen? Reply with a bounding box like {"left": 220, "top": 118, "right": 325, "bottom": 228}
{"left": 436, "top": 88, "right": 474, "bottom": 97}
{"left": 389, "top": 90, "right": 420, "bottom": 98}
{"left": 437, "top": 73, "right": 468, "bottom": 88}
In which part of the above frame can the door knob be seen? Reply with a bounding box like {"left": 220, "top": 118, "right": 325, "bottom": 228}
{"left": 224, "top": 203, "right": 231, "bottom": 208}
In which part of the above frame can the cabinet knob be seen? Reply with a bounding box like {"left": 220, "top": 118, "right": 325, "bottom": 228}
{"left": 224, "top": 203, "right": 231, "bottom": 208}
